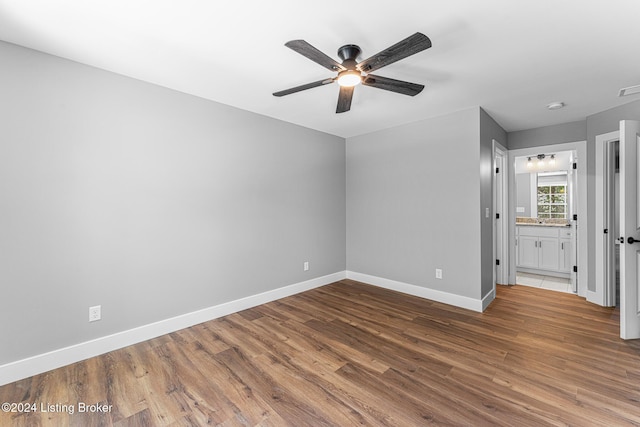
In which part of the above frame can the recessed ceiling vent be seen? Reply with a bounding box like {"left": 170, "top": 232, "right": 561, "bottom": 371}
{"left": 618, "top": 84, "right": 640, "bottom": 97}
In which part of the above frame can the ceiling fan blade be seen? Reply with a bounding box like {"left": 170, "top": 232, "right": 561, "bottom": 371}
{"left": 285, "top": 40, "right": 346, "bottom": 72}
{"left": 336, "top": 86, "right": 354, "bottom": 113}
{"left": 273, "top": 78, "right": 334, "bottom": 97}
{"left": 357, "top": 32, "right": 431, "bottom": 74}
{"left": 362, "top": 74, "right": 424, "bottom": 96}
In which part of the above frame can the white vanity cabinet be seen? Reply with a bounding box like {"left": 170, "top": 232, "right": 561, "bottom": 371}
{"left": 516, "top": 225, "right": 572, "bottom": 277}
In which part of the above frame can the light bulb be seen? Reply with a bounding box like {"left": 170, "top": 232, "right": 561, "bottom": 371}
{"left": 527, "top": 157, "right": 533, "bottom": 168}
{"left": 549, "top": 155, "right": 556, "bottom": 166}
{"left": 337, "top": 70, "right": 362, "bottom": 87}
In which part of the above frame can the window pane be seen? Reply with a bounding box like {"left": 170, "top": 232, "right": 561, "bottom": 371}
{"left": 538, "top": 204, "right": 550, "bottom": 213}
{"left": 551, "top": 213, "right": 566, "bottom": 218}
{"left": 538, "top": 194, "right": 550, "bottom": 204}
{"left": 551, "top": 186, "right": 566, "bottom": 194}
{"left": 551, "top": 194, "right": 566, "bottom": 204}
{"left": 538, "top": 186, "right": 550, "bottom": 194}
{"left": 550, "top": 205, "right": 565, "bottom": 213}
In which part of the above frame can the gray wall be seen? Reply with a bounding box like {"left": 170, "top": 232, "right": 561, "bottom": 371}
{"left": 480, "top": 108, "right": 507, "bottom": 298}
{"left": 508, "top": 120, "right": 586, "bottom": 150}
{"left": 0, "top": 41, "right": 346, "bottom": 366}
{"left": 346, "top": 107, "right": 484, "bottom": 300}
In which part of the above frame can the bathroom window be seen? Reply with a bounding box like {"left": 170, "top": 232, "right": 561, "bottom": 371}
{"left": 537, "top": 174, "right": 567, "bottom": 219}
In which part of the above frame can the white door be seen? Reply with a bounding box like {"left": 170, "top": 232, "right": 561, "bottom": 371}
{"left": 517, "top": 236, "right": 539, "bottom": 269}
{"left": 559, "top": 238, "right": 572, "bottom": 273}
{"left": 619, "top": 120, "right": 640, "bottom": 340}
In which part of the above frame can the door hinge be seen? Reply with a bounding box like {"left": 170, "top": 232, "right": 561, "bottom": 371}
{"left": 573, "top": 162, "right": 577, "bottom": 169}
{"left": 496, "top": 259, "right": 500, "bottom": 266}
{"left": 496, "top": 167, "right": 500, "bottom": 173}
{"left": 604, "top": 228, "right": 608, "bottom": 234}
{"left": 573, "top": 214, "right": 578, "bottom": 221}
{"left": 496, "top": 213, "right": 500, "bottom": 219}
{"left": 573, "top": 266, "right": 578, "bottom": 273}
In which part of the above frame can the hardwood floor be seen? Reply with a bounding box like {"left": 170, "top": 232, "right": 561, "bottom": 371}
{"left": 1, "top": 280, "right": 640, "bottom": 426}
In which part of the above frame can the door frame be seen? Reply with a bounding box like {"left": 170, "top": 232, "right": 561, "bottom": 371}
{"left": 493, "top": 140, "right": 509, "bottom": 289}
{"left": 593, "top": 130, "right": 619, "bottom": 306}
{"left": 508, "top": 141, "right": 587, "bottom": 293}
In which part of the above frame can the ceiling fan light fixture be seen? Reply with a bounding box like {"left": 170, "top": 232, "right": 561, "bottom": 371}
{"left": 337, "top": 70, "right": 362, "bottom": 87}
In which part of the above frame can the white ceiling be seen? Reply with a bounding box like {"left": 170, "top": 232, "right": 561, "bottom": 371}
{"left": 1, "top": 0, "right": 639, "bottom": 138}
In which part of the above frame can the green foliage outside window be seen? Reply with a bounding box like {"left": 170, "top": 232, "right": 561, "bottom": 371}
{"left": 537, "top": 185, "right": 567, "bottom": 218}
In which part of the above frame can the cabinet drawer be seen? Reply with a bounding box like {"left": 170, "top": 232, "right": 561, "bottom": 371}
{"left": 559, "top": 228, "right": 573, "bottom": 238}
{"left": 517, "top": 226, "right": 559, "bottom": 238}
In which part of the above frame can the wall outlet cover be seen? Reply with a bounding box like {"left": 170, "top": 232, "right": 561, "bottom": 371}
{"left": 89, "top": 305, "right": 101, "bottom": 322}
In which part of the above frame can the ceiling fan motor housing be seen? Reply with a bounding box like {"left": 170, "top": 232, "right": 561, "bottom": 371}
{"left": 337, "top": 44, "right": 361, "bottom": 69}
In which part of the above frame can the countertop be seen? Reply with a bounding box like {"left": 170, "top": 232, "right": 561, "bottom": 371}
{"left": 516, "top": 223, "right": 571, "bottom": 227}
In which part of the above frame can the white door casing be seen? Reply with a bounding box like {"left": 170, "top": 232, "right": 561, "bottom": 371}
{"left": 619, "top": 120, "right": 640, "bottom": 340}
{"left": 493, "top": 141, "right": 509, "bottom": 287}
{"left": 594, "top": 131, "right": 619, "bottom": 307}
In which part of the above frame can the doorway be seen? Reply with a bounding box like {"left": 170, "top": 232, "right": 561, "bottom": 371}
{"left": 507, "top": 141, "right": 587, "bottom": 296}
{"left": 596, "top": 121, "right": 640, "bottom": 339}
{"left": 513, "top": 150, "right": 577, "bottom": 293}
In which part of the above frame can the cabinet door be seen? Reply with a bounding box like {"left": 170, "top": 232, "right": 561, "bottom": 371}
{"left": 518, "top": 236, "right": 539, "bottom": 268}
{"left": 539, "top": 237, "right": 560, "bottom": 271}
{"left": 559, "top": 238, "right": 572, "bottom": 273}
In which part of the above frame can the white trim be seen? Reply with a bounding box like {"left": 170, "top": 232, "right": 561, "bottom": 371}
{"left": 482, "top": 288, "right": 496, "bottom": 311}
{"left": 586, "top": 290, "right": 599, "bottom": 306}
{"left": 0, "top": 271, "right": 347, "bottom": 386}
{"left": 493, "top": 140, "right": 510, "bottom": 288}
{"left": 594, "top": 130, "right": 620, "bottom": 306}
{"left": 346, "top": 271, "right": 484, "bottom": 312}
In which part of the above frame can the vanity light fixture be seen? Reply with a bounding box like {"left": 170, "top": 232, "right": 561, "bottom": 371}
{"left": 526, "top": 153, "right": 557, "bottom": 170}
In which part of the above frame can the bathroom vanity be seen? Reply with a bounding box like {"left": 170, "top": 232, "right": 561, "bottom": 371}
{"left": 516, "top": 224, "right": 574, "bottom": 278}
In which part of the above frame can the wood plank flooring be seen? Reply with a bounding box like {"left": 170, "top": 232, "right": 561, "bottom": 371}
{"left": 1, "top": 280, "right": 640, "bottom": 426}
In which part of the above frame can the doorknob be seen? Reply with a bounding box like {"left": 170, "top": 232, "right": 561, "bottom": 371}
{"left": 628, "top": 237, "right": 640, "bottom": 244}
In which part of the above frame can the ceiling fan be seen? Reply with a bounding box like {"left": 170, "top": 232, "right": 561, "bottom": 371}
{"left": 273, "top": 32, "right": 432, "bottom": 113}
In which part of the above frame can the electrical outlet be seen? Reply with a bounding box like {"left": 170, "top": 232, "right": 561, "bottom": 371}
{"left": 89, "top": 305, "right": 101, "bottom": 322}
{"left": 303, "top": 261, "right": 309, "bottom": 271}
{"left": 435, "top": 269, "right": 443, "bottom": 279}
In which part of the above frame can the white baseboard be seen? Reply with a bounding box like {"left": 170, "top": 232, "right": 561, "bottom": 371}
{"left": 586, "top": 289, "right": 601, "bottom": 306}
{"left": 346, "top": 271, "right": 484, "bottom": 312}
{"left": 0, "top": 271, "right": 347, "bottom": 387}
{"left": 482, "top": 288, "right": 496, "bottom": 311}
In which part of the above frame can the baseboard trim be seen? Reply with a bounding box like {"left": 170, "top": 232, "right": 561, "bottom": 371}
{"left": 346, "top": 271, "right": 483, "bottom": 312}
{"left": 0, "top": 271, "right": 347, "bottom": 386}
{"left": 482, "top": 288, "right": 496, "bottom": 311}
